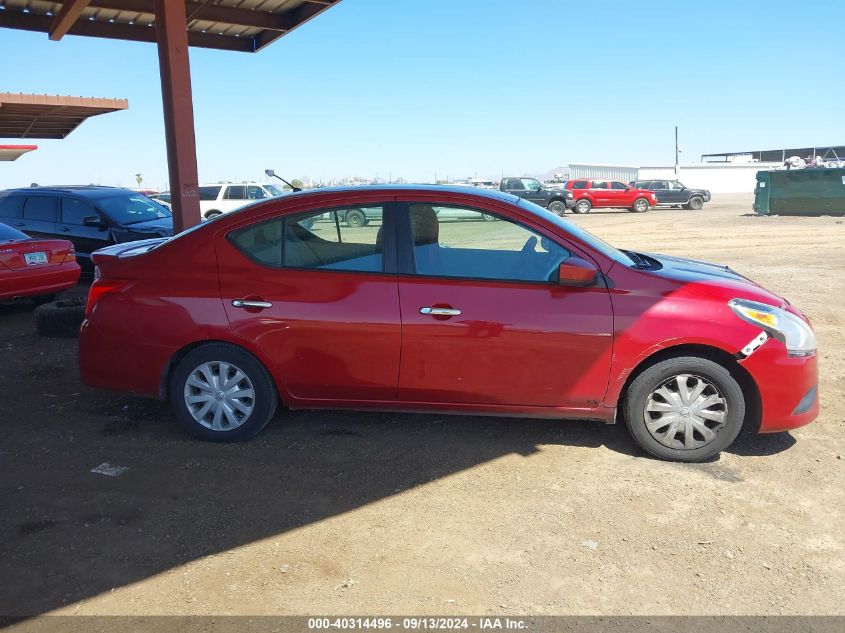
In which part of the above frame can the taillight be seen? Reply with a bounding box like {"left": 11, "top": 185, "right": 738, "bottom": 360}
{"left": 85, "top": 278, "right": 130, "bottom": 317}
{"left": 62, "top": 249, "right": 76, "bottom": 264}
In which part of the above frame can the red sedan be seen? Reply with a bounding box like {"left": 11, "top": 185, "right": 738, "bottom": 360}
{"left": 79, "top": 187, "right": 818, "bottom": 461}
{"left": 0, "top": 223, "right": 80, "bottom": 303}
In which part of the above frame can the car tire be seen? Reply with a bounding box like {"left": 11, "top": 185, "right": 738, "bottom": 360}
{"left": 573, "top": 199, "right": 592, "bottom": 214}
{"left": 685, "top": 196, "right": 704, "bottom": 210}
{"left": 547, "top": 200, "right": 566, "bottom": 215}
{"left": 205, "top": 211, "right": 223, "bottom": 220}
{"left": 630, "top": 198, "right": 650, "bottom": 213}
{"left": 345, "top": 209, "right": 367, "bottom": 228}
{"left": 623, "top": 356, "right": 745, "bottom": 462}
{"left": 169, "top": 343, "right": 278, "bottom": 442}
{"left": 34, "top": 298, "right": 85, "bottom": 338}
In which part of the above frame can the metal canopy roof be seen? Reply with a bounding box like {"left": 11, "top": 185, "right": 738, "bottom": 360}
{"left": 0, "top": 93, "right": 129, "bottom": 139}
{"left": 0, "top": 144, "right": 38, "bottom": 161}
{"left": 0, "top": 0, "right": 340, "bottom": 52}
{"left": 702, "top": 145, "right": 845, "bottom": 163}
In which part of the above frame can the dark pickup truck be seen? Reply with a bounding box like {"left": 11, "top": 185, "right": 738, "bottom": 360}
{"left": 630, "top": 179, "right": 711, "bottom": 210}
{"left": 500, "top": 177, "right": 574, "bottom": 215}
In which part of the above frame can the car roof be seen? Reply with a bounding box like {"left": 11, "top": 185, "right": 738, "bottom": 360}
{"left": 0, "top": 185, "right": 136, "bottom": 199}
{"left": 273, "top": 184, "right": 520, "bottom": 203}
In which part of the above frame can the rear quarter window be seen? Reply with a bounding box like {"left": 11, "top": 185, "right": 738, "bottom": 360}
{"left": 0, "top": 194, "right": 25, "bottom": 219}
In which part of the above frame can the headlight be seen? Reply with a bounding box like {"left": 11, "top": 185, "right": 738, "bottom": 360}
{"left": 566, "top": 191, "right": 574, "bottom": 198}
{"left": 728, "top": 298, "right": 816, "bottom": 356}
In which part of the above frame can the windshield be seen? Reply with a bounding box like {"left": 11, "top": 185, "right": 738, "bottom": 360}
{"left": 94, "top": 192, "right": 172, "bottom": 225}
{"left": 516, "top": 198, "right": 636, "bottom": 267}
{"left": 0, "top": 223, "right": 28, "bottom": 242}
{"left": 263, "top": 184, "right": 285, "bottom": 196}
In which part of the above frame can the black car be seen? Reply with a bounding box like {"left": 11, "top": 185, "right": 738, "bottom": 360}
{"left": 0, "top": 186, "right": 173, "bottom": 269}
{"left": 500, "top": 177, "right": 575, "bottom": 215}
{"left": 629, "top": 180, "right": 711, "bottom": 210}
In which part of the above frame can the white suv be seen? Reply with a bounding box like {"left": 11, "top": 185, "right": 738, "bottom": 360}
{"left": 152, "top": 182, "right": 286, "bottom": 220}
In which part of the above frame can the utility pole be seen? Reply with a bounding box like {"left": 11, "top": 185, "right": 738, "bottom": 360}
{"left": 674, "top": 125, "right": 680, "bottom": 177}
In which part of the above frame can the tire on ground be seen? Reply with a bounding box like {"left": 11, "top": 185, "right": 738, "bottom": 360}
{"left": 573, "top": 199, "right": 592, "bottom": 214}
{"left": 630, "top": 198, "right": 650, "bottom": 213}
{"left": 622, "top": 355, "right": 746, "bottom": 462}
{"left": 34, "top": 298, "right": 85, "bottom": 338}
{"left": 168, "top": 343, "right": 279, "bottom": 442}
{"left": 547, "top": 200, "right": 566, "bottom": 215}
{"left": 685, "top": 196, "right": 704, "bottom": 210}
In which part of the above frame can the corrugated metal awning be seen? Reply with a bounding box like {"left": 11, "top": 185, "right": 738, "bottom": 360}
{"left": 0, "top": 93, "right": 129, "bottom": 139}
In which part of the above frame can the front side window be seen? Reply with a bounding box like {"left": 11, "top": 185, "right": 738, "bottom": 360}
{"left": 199, "top": 186, "right": 222, "bottom": 201}
{"left": 611, "top": 181, "right": 627, "bottom": 190}
{"left": 668, "top": 181, "right": 685, "bottom": 190}
{"left": 23, "top": 196, "right": 58, "bottom": 222}
{"left": 61, "top": 198, "right": 97, "bottom": 225}
{"left": 409, "top": 204, "right": 569, "bottom": 283}
{"left": 247, "top": 186, "right": 267, "bottom": 200}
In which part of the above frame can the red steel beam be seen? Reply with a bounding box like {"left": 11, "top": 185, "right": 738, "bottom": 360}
{"left": 154, "top": 0, "right": 201, "bottom": 232}
{"left": 49, "top": 0, "right": 93, "bottom": 41}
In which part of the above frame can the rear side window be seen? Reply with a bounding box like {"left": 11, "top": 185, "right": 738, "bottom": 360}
{"left": 61, "top": 198, "right": 97, "bottom": 225}
{"left": 199, "top": 186, "right": 221, "bottom": 201}
{"left": 23, "top": 196, "right": 58, "bottom": 222}
{"left": 224, "top": 186, "right": 247, "bottom": 200}
{"left": 570, "top": 181, "right": 588, "bottom": 190}
{"left": 591, "top": 181, "right": 608, "bottom": 189}
{"left": 229, "top": 218, "right": 284, "bottom": 266}
{"left": 0, "top": 195, "right": 25, "bottom": 219}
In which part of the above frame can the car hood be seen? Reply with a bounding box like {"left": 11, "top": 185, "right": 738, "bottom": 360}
{"left": 644, "top": 252, "right": 787, "bottom": 307}
{"left": 111, "top": 217, "right": 173, "bottom": 242}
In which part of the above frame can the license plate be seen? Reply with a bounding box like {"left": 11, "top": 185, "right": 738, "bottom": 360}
{"left": 24, "top": 251, "right": 48, "bottom": 266}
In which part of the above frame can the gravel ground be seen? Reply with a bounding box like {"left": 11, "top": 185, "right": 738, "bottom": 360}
{"left": 1, "top": 194, "right": 843, "bottom": 618}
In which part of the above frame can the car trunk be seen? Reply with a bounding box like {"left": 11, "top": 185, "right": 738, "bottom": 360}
{"left": 0, "top": 239, "right": 73, "bottom": 270}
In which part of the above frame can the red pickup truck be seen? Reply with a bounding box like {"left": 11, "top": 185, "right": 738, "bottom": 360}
{"left": 565, "top": 179, "right": 658, "bottom": 214}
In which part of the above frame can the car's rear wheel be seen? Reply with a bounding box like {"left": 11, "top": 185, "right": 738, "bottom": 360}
{"left": 169, "top": 343, "right": 278, "bottom": 442}
{"left": 630, "top": 198, "right": 650, "bottom": 213}
{"left": 623, "top": 356, "right": 745, "bottom": 462}
{"left": 205, "top": 210, "right": 223, "bottom": 220}
{"left": 685, "top": 196, "right": 704, "bottom": 210}
{"left": 345, "top": 209, "right": 367, "bottom": 228}
{"left": 547, "top": 200, "right": 566, "bottom": 215}
{"left": 573, "top": 199, "right": 592, "bottom": 214}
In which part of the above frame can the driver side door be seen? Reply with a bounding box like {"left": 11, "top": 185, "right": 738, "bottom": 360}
{"left": 396, "top": 200, "right": 614, "bottom": 408}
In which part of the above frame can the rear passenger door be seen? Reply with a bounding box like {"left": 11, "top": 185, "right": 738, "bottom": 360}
{"left": 589, "top": 181, "right": 611, "bottom": 207}
{"left": 20, "top": 196, "right": 59, "bottom": 239}
{"left": 57, "top": 197, "right": 111, "bottom": 260}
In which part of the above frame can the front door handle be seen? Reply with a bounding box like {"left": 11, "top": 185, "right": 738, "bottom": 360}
{"left": 232, "top": 299, "right": 273, "bottom": 309}
{"left": 420, "top": 306, "right": 461, "bottom": 316}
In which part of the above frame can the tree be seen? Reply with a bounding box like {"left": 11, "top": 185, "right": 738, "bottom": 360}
{"left": 290, "top": 179, "right": 304, "bottom": 190}
{"left": 135, "top": 173, "right": 143, "bottom": 188}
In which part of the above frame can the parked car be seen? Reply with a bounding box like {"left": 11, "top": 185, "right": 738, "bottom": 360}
{"left": 500, "top": 177, "right": 574, "bottom": 215}
{"left": 0, "top": 223, "right": 80, "bottom": 303}
{"left": 630, "top": 180, "right": 711, "bottom": 210}
{"left": 0, "top": 186, "right": 172, "bottom": 270}
{"left": 565, "top": 179, "right": 658, "bottom": 214}
{"left": 79, "top": 186, "right": 818, "bottom": 462}
{"left": 163, "top": 182, "right": 286, "bottom": 220}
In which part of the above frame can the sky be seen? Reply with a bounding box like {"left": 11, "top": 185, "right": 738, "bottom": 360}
{"left": 1, "top": 0, "right": 843, "bottom": 190}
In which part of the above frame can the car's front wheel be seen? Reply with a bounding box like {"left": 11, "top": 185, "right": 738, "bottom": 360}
{"left": 630, "top": 198, "right": 650, "bottom": 213}
{"left": 623, "top": 356, "right": 745, "bottom": 462}
{"left": 547, "top": 200, "right": 566, "bottom": 215}
{"left": 685, "top": 196, "right": 704, "bottom": 210}
{"left": 169, "top": 343, "right": 278, "bottom": 442}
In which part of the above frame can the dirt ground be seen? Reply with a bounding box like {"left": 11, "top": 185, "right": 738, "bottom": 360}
{"left": 1, "top": 194, "right": 843, "bottom": 619}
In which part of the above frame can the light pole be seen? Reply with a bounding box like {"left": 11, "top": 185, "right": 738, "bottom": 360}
{"left": 674, "top": 126, "right": 680, "bottom": 177}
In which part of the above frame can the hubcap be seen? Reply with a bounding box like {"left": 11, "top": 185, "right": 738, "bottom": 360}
{"left": 183, "top": 361, "right": 255, "bottom": 431}
{"left": 643, "top": 374, "right": 728, "bottom": 450}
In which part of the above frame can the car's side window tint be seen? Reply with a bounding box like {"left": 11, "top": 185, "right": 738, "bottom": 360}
{"left": 611, "top": 181, "right": 627, "bottom": 190}
{"left": 284, "top": 207, "right": 385, "bottom": 273}
{"left": 570, "top": 181, "right": 587, "bottom": 190}
{"left": 0, "top": 195, "right": 25, "bottom": 219}
{"left": 247, "top": 186, "right": 266, "bottom": 200}
{"left": 225, "top": 186, "right": 246, "bottom": 200}
{"left": 229, "top": 218, "right": 284, "bottom": 267}
{"left": 199, "top": 186, "right": 221, "bottom": 201}
{"left": 23, "top": 196, "right": 58, "bottom": 222}
{"left": 61, "top": 198, "right": 96, "bottom": 225}
{"left": 409, "top": 204, "right": 570, "bottom": 283}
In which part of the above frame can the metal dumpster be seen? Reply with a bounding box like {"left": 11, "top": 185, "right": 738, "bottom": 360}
{"left": 754, "top": 168, "right": 845, "bottom": 216}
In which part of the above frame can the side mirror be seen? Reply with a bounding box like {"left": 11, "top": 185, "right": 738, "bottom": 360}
{"left": 557, "top": 257, "right": 598, "bottom": 286}
{"left": 265, "top": 169, "right": 275, "bottom": 178}
{"left": 83, "top": 215, "right": 105, "bottom": 228}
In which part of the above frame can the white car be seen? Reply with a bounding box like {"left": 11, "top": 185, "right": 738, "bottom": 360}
{"left": 153, "top": 182, "right": 287, "bottom": 220}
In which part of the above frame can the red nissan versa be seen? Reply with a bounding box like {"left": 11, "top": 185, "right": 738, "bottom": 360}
{"left": 78, "top": 186, "right": 818, "bottom": 462}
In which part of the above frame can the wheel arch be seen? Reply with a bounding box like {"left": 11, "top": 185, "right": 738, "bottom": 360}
{"left": 613, "top": 343, "right": 762, "bottom": 432}
{"left": 159, "top": 338, "right": 288, "bottom": 405}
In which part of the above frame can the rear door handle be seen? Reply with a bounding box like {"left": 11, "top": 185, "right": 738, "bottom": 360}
{"left": 420, "top": 306, "right": 461, "bottom": 316}
{"left": 232, "top": 299, "right": 273, "bottom": 309}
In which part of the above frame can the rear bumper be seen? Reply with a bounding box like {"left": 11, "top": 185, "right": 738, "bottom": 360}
{"left": 740, "top": 343, "right": 819, "bottom": 433}
{"left": 0, "top": 262, "right": 80, "bottom": 301}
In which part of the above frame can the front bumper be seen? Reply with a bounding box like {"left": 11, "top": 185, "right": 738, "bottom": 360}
{"left": 740, "top": 342, "right": 819, "bottom": 433}
{"left": 564, "top": 197, "right": 576, "bottom": 209}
